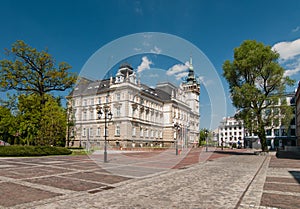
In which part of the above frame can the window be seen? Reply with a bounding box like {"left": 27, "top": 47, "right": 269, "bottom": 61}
{"left": 116, "top": 106, "right": 121, "bottom": 117}
{"left": 98, "top": 97, "right": 101, "bottom": 104}
{"left": 151, "top": 130, "right": 154, "bottom": 138}
{"left": 116, "top": 93, "right": 121, "bottom": 101}
{"left": 83, "top": 99, "right": 87, "bottom": 106}
{"left": 145, "top": 129, "right": 149, "bottom": 137}
{"left": 115, "top": 124, "right": 120, "bottom": 136}
{"left": 89, "top": 128, "right": 93, "bottom": 136}
{"left": 160, "top": 131, "right": 163, "bottom": 138}
{"left": 82, "top": 128, "right": 86, "bottom": 136}
{"left": 291, "top": 117, "right": 296, "bottom": 125}
{"left": 132, "top": 127, "right": 136, "bottom": 136}
{"left": 275, "top": 129, "right": 280, "bottom": 136}
{"left": 290, "top": 129, "right": 296, "bottom": 136}
{"left": 155, "top": 130, "right": 158, "bottom": 138}
{"left": 281, "top": 129, "right": 287, "bottom": 136}
{"left": 90, "top": 110, "right": 94, "bottom": 120}
{"left": 104, "top": 128, "right": 108, "bottom": 137}
{"left": 97, "top": 127, "right": 101, "bottom": 136}
{"left": 90, "top": 98, "right": 94, "bottom": 105}
{"left": 140, "top": 128, "right": 143, "bottom": 137}
{"left": 266, "top": 129, "right": 271, "bottom": 136}
{"left": 83, "top": 111, "right": 87, "bottom": 120}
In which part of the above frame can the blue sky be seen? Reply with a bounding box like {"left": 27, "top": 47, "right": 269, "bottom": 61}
{"left": 1, "top": 0, "right": 300, "bottom": 129}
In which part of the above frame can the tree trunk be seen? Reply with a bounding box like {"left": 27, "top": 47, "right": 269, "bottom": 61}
{"left": 258, "top": 125, "right": 268, "bottom": 152}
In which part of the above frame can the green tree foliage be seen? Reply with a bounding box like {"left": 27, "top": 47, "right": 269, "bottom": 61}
{"left": 223, "top": 40, "right": 294, "bottom": 151}
{"left": 199, "top": 128, "right": 209, "bottom": 146}
{"left": 17, "top": 94, "right": 67, "bottom": 146}
{"left": 0, "top": 40, "right": 77, "bottom": 105}
{"left": 0, "top": 40, "right": 77, "bottom": 147}
{"left": 38, "top": 96, "right": 67, "bottom": 146}
{"left": 0, "top": 106, "right": 16, "bottom": 144}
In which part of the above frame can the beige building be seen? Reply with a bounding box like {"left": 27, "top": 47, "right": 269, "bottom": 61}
{"left": 67, "top": 60, "right": 200, "bottom": 148}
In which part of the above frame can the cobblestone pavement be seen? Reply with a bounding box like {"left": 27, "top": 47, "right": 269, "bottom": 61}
{"left": 259, "top": 151, "right": 300, "bottom": 209}
{"left": 0, "top": 148, "right": 299, "bottom": 208}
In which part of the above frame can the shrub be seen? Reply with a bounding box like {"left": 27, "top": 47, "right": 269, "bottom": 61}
{"left": 0, "top": 146, "right": 72, "bottom": 157}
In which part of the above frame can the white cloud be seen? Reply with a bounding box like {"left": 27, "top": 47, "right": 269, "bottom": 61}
{"left": 150, "top": 46, "right": 162, "bottom": 54}
{"left": 272, "top": 38, "right": 300, "bottom": 61}
{"left": 292, "top": 26, "right": 300, "bottom": 33}
{"left": 284, "top": 59, "right": 300, "bottom": 77}
{"left": 272, "top": 38, "right": 300, "bottom": 77}
{"left": 166, "top": 62, "right": 189, "bottom": 76}
{"left": 137, "top": 56, "right": 152, "bottom": 73}
{"left": 133, "top": 47, "right": 141, "bottom": 52}
{"left": 175, "top": 72, "right": 188, "bottom": 80}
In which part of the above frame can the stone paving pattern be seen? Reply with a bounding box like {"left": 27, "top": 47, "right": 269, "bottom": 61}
{"left": 0, "top": 148, "right": 299, "bottom": 208}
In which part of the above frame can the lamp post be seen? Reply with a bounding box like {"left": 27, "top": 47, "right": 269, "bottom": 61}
{"left": 205, "top": 129, "right": 209, "bottom": 152}
{"left": 174, "top": 122, "right": 181, "bottom": 155}
{"left": 96, "top": 104, "right": 113, "bottom": 163}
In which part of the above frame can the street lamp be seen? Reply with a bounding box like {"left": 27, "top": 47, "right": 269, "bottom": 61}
{"left": 205, "top": 129, "right": 209, "bottom": 152}
{"left": 96, "top": 104, "right": 113, "bottom": 163}
{"left": 174, "top": 122, "right": 181, "bottom": 155}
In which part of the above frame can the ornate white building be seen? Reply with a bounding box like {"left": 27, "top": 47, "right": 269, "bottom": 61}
{"left": 67, "top": 59, "right": 200, "bottom": 148}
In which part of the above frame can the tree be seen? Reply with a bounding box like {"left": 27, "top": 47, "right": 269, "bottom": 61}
{"left": 199, "top": 128, "right": 209, "bottom": 147}
{"left": 0, "top": 40, "right": 77, "bottom": 106}
{"left": 223, "top": 40, "right": 294, "bottom": 151}
{"left": 17, "top": 94, "right": 67, "bottom": 146}
{"left": 38, "top": 96, "right": 67, "bottom": 146}
{"left": 0, "top": 106, "right": 16, "bottom": 144}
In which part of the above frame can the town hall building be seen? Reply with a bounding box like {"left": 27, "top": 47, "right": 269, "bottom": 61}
{"left": 67, "top": 59, "right": 200, "bottom": 149}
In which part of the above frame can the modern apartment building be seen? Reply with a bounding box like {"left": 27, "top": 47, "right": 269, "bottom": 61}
{"left": 243, "top": 92, "right": 296, "bottom": 149}
{"left": 67, "top": 60, "right": 200, "bottom": 148}
{"left": 218, "top": 117, "right": 244, "bottom": 148}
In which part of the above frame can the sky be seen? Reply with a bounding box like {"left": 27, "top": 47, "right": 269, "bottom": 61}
{"left": 1, "top": 0, "right": 300, "bottom": 129}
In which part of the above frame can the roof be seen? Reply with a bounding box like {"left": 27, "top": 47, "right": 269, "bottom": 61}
{"left": 69, "top": 77, "right": 173, "bottom": 102}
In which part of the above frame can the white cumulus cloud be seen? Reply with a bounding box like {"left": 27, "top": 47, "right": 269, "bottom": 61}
{"left": 150, "top": 46, "right": 162, "bottom": 54}
{"left": 175, "top": 72, "right": 188, "bottom": 80}
{"left": 166, "top": 61, "right": 189, "bottom": 76}
{"left": 284, "top": 60, "right": 300, "bottom": 77}
{"left": 272, "top": 38, "right": 300, "bottom": 77}
{"left": 137, "top": 56, "right": 152, "bottom": 73}
{"left": 272, "top": 39, "right": 300, "bottom": 61}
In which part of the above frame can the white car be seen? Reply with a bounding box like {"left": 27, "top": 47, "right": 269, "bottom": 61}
{"left": 0, "top": 140, "right": 10, "bottom": 146}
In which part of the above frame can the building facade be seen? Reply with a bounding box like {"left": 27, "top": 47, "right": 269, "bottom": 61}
{"left": 67, "top": 60, "right": 200, "bottom": 148}
{"left": 244, "top": 92, "right": 296, "bottom": 149}
{"left": 218, "top": 117, "right": 245, "bottom": 148}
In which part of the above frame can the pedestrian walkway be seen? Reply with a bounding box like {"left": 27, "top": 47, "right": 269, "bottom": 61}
{"left": 259, "top": 151, "right": 300, "bottom": 209}
{"left": 0, "top": 149, "right": 299, "bottom": 208}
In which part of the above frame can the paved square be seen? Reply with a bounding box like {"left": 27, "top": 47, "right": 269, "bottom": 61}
{"left": 0, "top": 182, "right": 61, "bottom": 207}
{"left": 0, "top": 148, "right": 299, "bottom": 208}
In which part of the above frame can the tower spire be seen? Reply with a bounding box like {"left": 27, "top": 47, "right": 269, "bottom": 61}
{"left": 187, "top": 56, "right": 195, "bottom": 83}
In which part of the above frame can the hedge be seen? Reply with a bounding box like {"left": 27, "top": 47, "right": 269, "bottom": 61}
{"left": 0, "top": 146, "right": 72, "bottom": 157}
